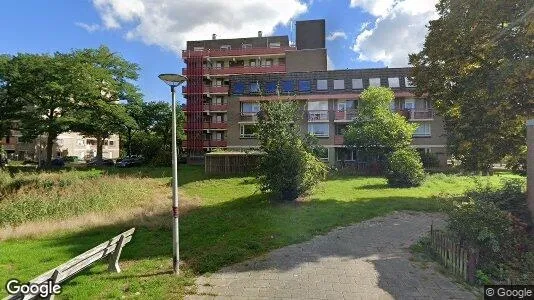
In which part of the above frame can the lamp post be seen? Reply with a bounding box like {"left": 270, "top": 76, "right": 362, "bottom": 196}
{"left": 158, "top": 73, "right": 187, "bottom": 275}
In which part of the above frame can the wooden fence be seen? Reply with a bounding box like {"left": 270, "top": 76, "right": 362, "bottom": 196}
{"left": 428, "top": 225, "right": 478, "bottom": 283}
{"left": 204, "top": 152, "right": 262, "bottom": 175}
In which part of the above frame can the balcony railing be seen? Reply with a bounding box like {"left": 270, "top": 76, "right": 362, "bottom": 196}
{"left": 183, "top": 64, "right": 286, "bottom": 76}
{"left": 334, "top": 135, "right": 344, "bottom": 145}
{"left": 203, "top": 140, "right": 227, "bottom": 147}
{"left": 203, "top": 104, "right": 228, "bottom": 111}
{"left": 203, "top": 122, "right": 228, "bottom": 130}
{"left": 182, "top": 47, "right": 294, "bottom": 59}
{"left": 396, "top": 109, "right": 434, "bottom": 120}
{"left": 334, "top": 109, "right": 358, "bottom": 121}
{"left": 182, "top": 85, "right": 229, "bottom": 95}
{"left": 307, "top": 110, "right": 329, "bottom": 122}
{"left": 239, "top": 113, "right": 259, "bottom": 123}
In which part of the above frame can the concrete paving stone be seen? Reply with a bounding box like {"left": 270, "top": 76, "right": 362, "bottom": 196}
{"left": 187, "top": 212, "right": 474, "bottom": 300}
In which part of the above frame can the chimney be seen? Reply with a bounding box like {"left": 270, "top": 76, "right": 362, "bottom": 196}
{"left": 258, "top": 31, "right": 262, "bottom": 37}
{"left": 212, "top": 34, "right": 217, "bottom": 40}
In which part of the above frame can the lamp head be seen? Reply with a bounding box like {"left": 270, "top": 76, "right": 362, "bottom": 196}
{"left": 158, "top": 73, "right": 187, "bottom": 87}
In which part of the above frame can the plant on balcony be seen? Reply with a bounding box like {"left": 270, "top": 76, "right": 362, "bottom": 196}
{"left": 256, "top": 100, "right": 327, "bottom": 201}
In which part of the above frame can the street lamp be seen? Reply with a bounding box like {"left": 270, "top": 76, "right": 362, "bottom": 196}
{"left": 158, "top": 73, "right": 187, "bottom": 275}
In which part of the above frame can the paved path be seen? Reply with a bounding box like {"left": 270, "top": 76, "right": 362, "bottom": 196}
{"left": 187, "top": 212, "right": 476, "bottom": 300}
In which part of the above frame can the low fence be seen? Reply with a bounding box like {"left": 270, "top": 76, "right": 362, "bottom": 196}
{"left": 205, "top": 152, "right": 262, "bottom": 175}
{"left": 428, "top": 225, "right": 479, "bottom": 283}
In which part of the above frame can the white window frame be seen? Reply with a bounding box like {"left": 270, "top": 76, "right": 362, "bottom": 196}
{"left": 193, "top": 47, "right": 204, "bottom": 51}
{"left": 308, "top": 123, "right": 329, "bottom": 137}
{"left": 369, "top": 78, "right": 381, "bottom": 87}
{"left": 333, "top": 79, "right": 345, "bottom": 90}
{"left": 269, "top": 42, "right": 281, "bottom": 48}
{"left": 307, "top": 100, "right": 328, "bottom": 111}
{"left": 388, "top": 77, "right": 400, "bottom": 88}
{"left": 413, "top": 123, "right": 431, "bottom": 137}
{"left": 241, "top": 102, "right": 260, "bottom": 114}
{"left": 352, "top": 78, "right": 363, "bottom": 89}
{"left": 240, "top": 124, "right": 256, "bottom": 138}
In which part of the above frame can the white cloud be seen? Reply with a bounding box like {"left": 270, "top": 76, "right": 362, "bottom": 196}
{"left": 89, "top": 0, "right": 307, "bottom": 55}
{"left": 327, "top": 55, "right": 335, "bottom": 70}
{"left": 326, "top": 31, "right": 347, "bottom": 41}
{"left": 75, "top": 22, "right": 101, "bottom": 33}
{"left": 351, "top": 0, "right": 439, "bottom": 67}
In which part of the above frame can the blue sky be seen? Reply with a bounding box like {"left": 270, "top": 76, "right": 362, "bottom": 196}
{"left": 0, "top": 0, "right": 437, "bottom": 103}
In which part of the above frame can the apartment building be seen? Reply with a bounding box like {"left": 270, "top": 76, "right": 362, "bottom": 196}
{"left": 180, "top": 19, "right": 447, "bottom": 166}
{"left": 227, "top": 69, "right": 447, "bottom": 166}
{"left": 181, "top": 20, "right": 327, "bottom": 160}
{"left": 0, "top": 130, "right": 120, "bottom": 161}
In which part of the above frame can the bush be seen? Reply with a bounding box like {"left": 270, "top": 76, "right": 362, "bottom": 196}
{"left": 385, "top": 148, "right": 425, "bottom": 187}
{"left": 447, "top": 181, "right": 531, "bottom": 282}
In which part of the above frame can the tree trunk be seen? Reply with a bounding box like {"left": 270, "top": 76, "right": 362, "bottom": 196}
{"left": 96, "top": 135, "right": 103, "bottom": 165}
{"left": 46, "top": 133, "right": 54, "bottom": 167}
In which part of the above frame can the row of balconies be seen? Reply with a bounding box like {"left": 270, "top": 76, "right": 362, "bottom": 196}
{"left": 182, "top": 140, "right": 228, "bottom": 148}
{"left": 182, "top": 47, "right": 293, "bottom": 59}
{"left": 238, "top": 109, "right": 434, "bottom": 122}
{"left": 182, "top": 64, "right": 286, "bottom": 76}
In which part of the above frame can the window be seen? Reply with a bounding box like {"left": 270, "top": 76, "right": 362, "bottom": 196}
{"left": 317, "top": 79, "right": 328, "bottom": 90}
{"left": 214, "top": 78, "right": 223, "bottom": 87}
{"left": 413, "top": 123, "right": 431, "bottom": 137}
{"left": 388, "top": 77, "right": 400, "bottom": 88}
{"left": 404, "top": 99, "right": 416, "bottom": 110}
{"left": 308, "top": 100, "right": 328, "bottom": 111}
{"left": 352, "top": 78, "right": 363, "bottom": 89}
{"left": 369, "top": 78, "right": 381, "bottom": 87}
{"left": 109, "top": 141, "right": 114, "bottom": 146}
{"left": 214, "top": 61, "right": 223, "bottom": 69}
{"left": 298, "top": 80, "right": 311, "bottom": 92}
{"left": 240, "top": 124, "right": 256, "bottom": 138}
{"left": 405, "top": 77, "right": 415, "bottom": 87}
{"left": 317, "top": 148, "right": 329, "bottom": 161}
{"left": 232, "top": 82, "right": 245, "bottom": 94}
{"left": 249, "top": 60, "right": 257, "bottom": 67}
{"left": 265, "top": 81, "right": 277, "bottom": 93}
{"left": 335, "top": 125, "right": 346, "bottom": 135}
{"left": 193, "top": 47, "right": 204, "bottom": 51}
{"left": 249, "top": 82, "right": 260, "bottom": 93}
{"left": 308, "top": 123, "right": 329, "bottom": 137}
{"left": 242, "top": 44, "right": 252, "bottom": 49}
{"left": 220, "top": 45, "right": 231, "bottom": 50}
{"left": 333, "top": 79, "right": 345, "bottom": 90}
{"left": 241, "top": 102, "right": 260, "bottom": 114}
{"left": 263, "top": 59, "right": 272, "bottom": 67}
{"left": 213, "top": 96, "right": 224, "bottom": 105}
{"left": 281, "top": 80, "right": 293, "bottom": 93}
{"left": 269, "top": 42, "right": 280, "bottom": 48}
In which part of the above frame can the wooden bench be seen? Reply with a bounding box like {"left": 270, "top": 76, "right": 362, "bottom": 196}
{"left": 5, "top": 228, "right": 135, "bottom": 300}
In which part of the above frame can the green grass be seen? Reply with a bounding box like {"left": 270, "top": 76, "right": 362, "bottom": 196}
{"left": 0, "top": 166, "right": 523, "bottom": 299}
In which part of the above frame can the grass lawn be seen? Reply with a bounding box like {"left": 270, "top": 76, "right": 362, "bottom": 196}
{"left": 0, "top": 166, "right": 523, "bottom": 299}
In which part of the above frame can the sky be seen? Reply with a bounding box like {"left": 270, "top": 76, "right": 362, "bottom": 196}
{"left": 0, "top": 0, "right": 439, "bottom": 104}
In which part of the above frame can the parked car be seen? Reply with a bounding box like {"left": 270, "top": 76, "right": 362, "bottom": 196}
{"left": 86, "top": 158, "right": 115, "bottom": 166}
{"left": 116, "top": 156, "right": 144, "bottom": 167}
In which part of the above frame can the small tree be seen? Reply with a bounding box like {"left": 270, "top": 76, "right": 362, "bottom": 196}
{"left": 256, "top": 100, "right": 327, "bottom": 201}
{"left": 343, "top": 87, "right": 424, "bottom": 186}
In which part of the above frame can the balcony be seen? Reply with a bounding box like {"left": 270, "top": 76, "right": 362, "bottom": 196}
{"left": 203, "top": 122, "right": 228, "bottom": 130}
{"left": 334, "top": 135, "right": 344, "bottom": 145}
{"left": 182, "top": 85, "right": 229, "bottom": 95}
{"left": 183, "top": 64, "right": 286, "bottom": 76}
{"left": 307, "top": 110, "right": 329, "bottom": 122}
{"left": 334, "top": 109, "right": 358, "bottom": 122}
{"left": 396, "top": 109, "right": 434, "bottom": 121}
{"left": 239, "top": 113, "right": 259, "bottom": 123}
{"left": 182, "top": 47, "right": 294, "bottom": 59}
{"left": 203, "top": 104, "right": 228, "bottom": 111}
{"left": 203, "top": 140, "right": 227, "bottom": 148}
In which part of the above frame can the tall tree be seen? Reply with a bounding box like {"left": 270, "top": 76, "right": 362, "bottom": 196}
{"left": 1, "top": 53, "right": 81, "bottom": 165}
{"left": 409, "top": 0, "right": 534, "bottom": 173}
{"left": 71, "top": 46, "right": 142, "bottom": 164}
{"left": 0, "top": 55, "right": 14, "bottom": 139}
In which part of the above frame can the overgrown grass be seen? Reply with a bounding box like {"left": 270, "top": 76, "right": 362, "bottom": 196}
{"left": 0, "top": 167, "right": 523, "bottom": 298}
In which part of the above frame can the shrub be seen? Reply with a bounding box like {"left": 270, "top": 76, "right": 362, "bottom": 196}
{"left": 385, "top": 148, "right": 425, "bottom": 187}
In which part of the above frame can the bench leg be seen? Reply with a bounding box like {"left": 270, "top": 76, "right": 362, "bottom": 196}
{"left": 45, "top": 269, "right": 60, "bottom": 300}
{"left": 108, "top": 235, "right": 125, "bottom": 273}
